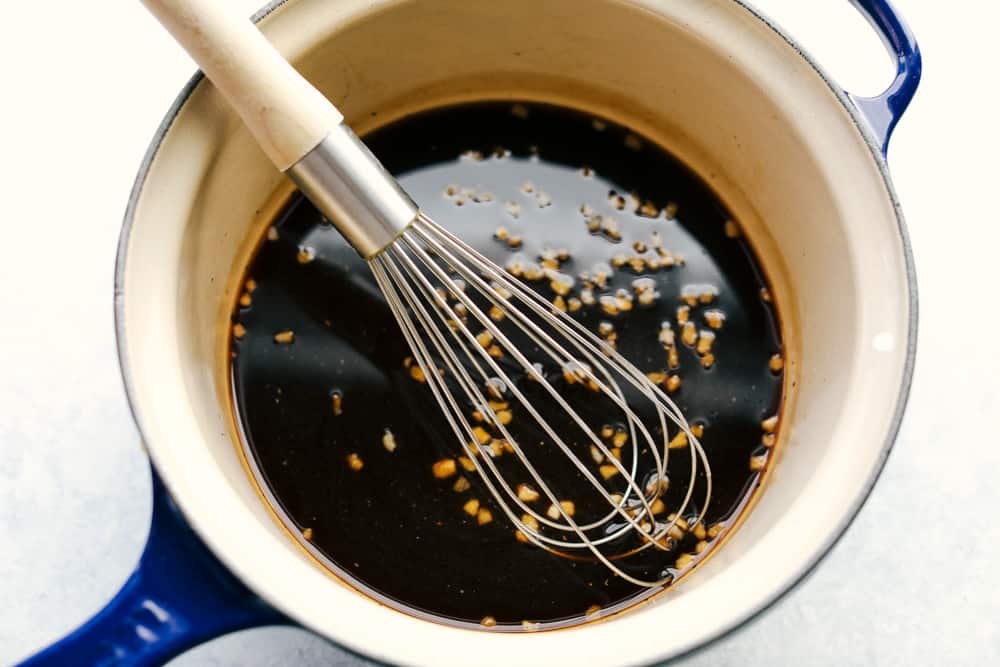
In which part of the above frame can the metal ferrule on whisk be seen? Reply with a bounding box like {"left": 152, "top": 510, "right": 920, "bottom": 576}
{"left": 287, "top": 123, "right": 419, "bottom": 259}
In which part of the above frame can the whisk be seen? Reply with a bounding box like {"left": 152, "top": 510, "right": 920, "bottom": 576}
{"left": 143, "top": 0, "right": 711, "bottom": 586}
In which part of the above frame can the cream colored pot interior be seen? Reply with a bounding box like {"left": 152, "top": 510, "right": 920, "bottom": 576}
{"left": 118, "top": 0, "right": 911, "bottom": 665}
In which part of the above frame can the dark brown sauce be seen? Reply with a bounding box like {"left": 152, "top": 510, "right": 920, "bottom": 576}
{"left": 230, "top": 102, "right": 783, "bottom": 630}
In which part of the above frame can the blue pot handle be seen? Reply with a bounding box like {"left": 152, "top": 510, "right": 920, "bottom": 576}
{"left": 847, "top": 0, "right": 922, "bottom": 153}
{"left": 18, "top": 467, "right": 288, "bottom": 666}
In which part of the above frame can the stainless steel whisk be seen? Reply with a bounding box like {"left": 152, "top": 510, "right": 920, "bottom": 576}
{"left": 143, "top": 0, "right": 712, "bottom": 586}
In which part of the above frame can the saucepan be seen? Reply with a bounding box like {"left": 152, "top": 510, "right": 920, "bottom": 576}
{"left": 22, "top": 0, "right": 920, "bottom": 664}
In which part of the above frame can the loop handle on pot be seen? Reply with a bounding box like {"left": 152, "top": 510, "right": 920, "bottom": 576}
{"left": 17, "top": 467, "right": 287, "bottom": 667}
{"left": 847, "top": 0, "right": 922, "bottom": 153}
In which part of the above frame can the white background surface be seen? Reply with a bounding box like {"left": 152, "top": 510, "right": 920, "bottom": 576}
{"left": 1, "top": 0, "right": 997, "bottom": 664}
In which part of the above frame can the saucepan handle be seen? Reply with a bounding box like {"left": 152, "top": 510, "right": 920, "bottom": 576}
{"left": 846, "top": 0, "right": 922, "bottom": 153}
{"left": 18, "top": 466, "right": 287, "bottom": 667}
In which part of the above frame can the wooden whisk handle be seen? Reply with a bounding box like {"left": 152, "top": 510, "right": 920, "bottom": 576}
{"left": 141, "top": 0, "right": 343, "bottom": 171}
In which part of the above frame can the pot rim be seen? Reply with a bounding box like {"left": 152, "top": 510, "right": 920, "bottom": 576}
{"left": 113, "top": 0, "right": 918, "bottom": 663}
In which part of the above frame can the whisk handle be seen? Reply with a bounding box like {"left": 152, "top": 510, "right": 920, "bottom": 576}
{"left": 142, "top": 0, "right": 419, "bottom": 258}
{"left": 141, "top": 0, "right": 342, "bottom": 171}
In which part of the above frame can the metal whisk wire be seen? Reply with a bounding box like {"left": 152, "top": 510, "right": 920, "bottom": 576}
{"left": 369, "top": 214, "right": 713, "bottom": 587}
{"left": 140, "top": 0, "right": 713, "bottom": 590}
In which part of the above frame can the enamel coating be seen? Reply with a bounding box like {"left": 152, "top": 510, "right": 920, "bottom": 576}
{"left": 849, "top": 0, "right": 922, "bottom": 152}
